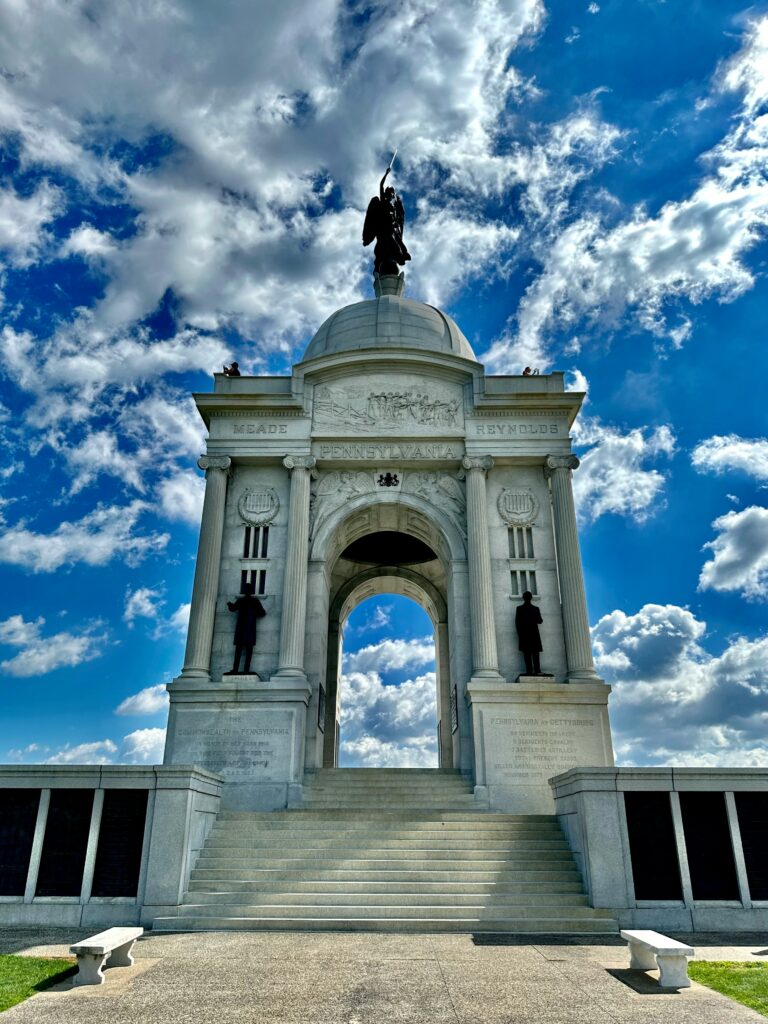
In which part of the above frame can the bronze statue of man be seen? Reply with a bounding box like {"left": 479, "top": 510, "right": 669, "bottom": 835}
{"left": 225, "top": 581, "right": 266, "bottom": 675}
{"left": 362, "top": 156, "right": 411, "bottom": 276}
{"left": 515, "top": 590, "right": 543, "bottom": 676}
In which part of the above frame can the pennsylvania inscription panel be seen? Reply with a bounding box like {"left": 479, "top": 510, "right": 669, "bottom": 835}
{"left": 173, "top": 708, "right": 294, "bottom": 783}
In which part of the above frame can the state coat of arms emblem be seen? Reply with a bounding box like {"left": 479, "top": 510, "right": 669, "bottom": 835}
{"left": 238, "top": 487, "right": 280, "bottom": 526}
{"left": 497, "top": 488, "right": 539, "bottom": 526}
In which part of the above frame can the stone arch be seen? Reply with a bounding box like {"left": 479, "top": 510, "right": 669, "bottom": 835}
{"left": 322, "top": 566, "right": 454, "bottom": 770}
{"left": 309, "top": 490, "right": 467, "bottom": 569}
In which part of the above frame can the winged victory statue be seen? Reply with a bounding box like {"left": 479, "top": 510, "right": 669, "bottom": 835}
{"left": 362, "top": 153, "right": 411, "bottom": 276}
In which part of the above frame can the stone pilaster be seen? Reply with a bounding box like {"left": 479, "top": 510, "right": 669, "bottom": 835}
{"left": 462, "top": 455, "right": 502, "bottom": 680}
{"left": 545, "top": 455, "right": 599, "bottom": 682}
{"left": 275, "top": 455, "right": 316, "bottom": 677}
{"left": 181, "top": 455, "right": 231, "bottom": 680}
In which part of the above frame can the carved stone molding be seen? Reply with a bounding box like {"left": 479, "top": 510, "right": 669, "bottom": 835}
{"left": 462, "top": 455, "right": 494, "bottom": 474}
{"left": 497, "top": 487, "right": 539, "bottom": 527}
{"left": 197, "top": 455, "right": 231, "bottom": 473}
{"left": 544, "top": 454, "right": 580, "bottom": 478}
{"left": 309, "top": 470, "right": 375, "bottom": 540}
{"left": 237, "top": 487, "right": 280, "bottom": 526}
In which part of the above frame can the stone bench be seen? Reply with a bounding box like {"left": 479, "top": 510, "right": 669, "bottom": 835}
{"left": 70, "top": 927, "right": 144, "bottom": 986}
{"left": 621, "top": 929, "right": 694, "bottom": 989}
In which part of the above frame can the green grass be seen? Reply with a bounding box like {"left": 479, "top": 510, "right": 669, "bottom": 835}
{"left": 0, "top": 955, "right": 76, "bottom": 1013}
{"left": 689, "top": 961, "right": 768, "bottom": 1018}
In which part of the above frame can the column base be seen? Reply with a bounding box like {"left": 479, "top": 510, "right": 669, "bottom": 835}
{"left": 567, "top": 669, "right": 605, "bottom": 684}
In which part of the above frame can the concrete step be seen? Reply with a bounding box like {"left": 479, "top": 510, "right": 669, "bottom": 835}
{"left": 152, "top": 915, "right": 618, "bottom": 934}
{"left": 203, "top": 841, "right": 571, "bottom": 854}
{"left": 189, "top": 868, "right": 581, "bottom": 883}
{"left": 182, "top": 891, "right": 591, "bottom": 907}
{"left": 197, "top": 845, "right": 572, "bottom": 861}
{"left": 186, "top": 879, "right": 587, "bottom": 895}
{"left": 173, "top": 903, "right": 613, "bottom": 921}
{"left": 192, "top": 857, "right": 578, "bottom": 873}
{"left": 210, "top": 821, "right": 562, "bottom": 835}
{"left": 217, "top": 811, "right": 556, "bottom": 822}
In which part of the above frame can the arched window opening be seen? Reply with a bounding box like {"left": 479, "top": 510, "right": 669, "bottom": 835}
{"left": 338, "top": 594, "right": 438, "bottom": 767}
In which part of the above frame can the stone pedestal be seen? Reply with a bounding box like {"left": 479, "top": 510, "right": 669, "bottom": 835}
{"left": 164, "top": 676, "right": 311, "bottom": 810}
{"left": 466, "top": 678, "right": 613, "bottom": 813}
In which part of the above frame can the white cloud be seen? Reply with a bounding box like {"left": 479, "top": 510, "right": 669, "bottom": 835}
{"left": 63, "top": 429, "right": 145, "bottom": 494}
{"left": 343, "top": 636, "right": 435, "bottom": 674}
{"left": 0, "top": 613, "right": 105, "bottom": 677}
{"left": 339, "top": 670, "right": 438, "bottom": 767}
{"left": 60, "top": 225, "right": 116, "bottom": 260}
{"left": 115, "top": 683, "right": 169, "bottom": 716}
{"left": 124, "top": 586, "right": 164, "bottom": 626}
{"left": 593, "top": 603, "right": 768, "bottom": 765}
{"left": 122, "top": 727, "right": 166, "bottom": 763}
{"left": 572, "top": 418, "right": 676, "bottom": 523}
{"left": 0, "top": 500, "right": 169, "bottom": 572}
{"left": 167, "top": 602, "right": 191, "bottom": 635}
{"left": 503, "top": 14, "right": 768, "bottom": 362}
{"left": 699, "top": 506, "right": 768, "bottom": 600}
{"left": 46, "top": 739, "right": 118, "bottom": 765}
{"left": 0, "top": 182, "right": 63, "bottom": 266}
{"left": 157, "top": 470, "right": 205, "bottom": 526}
{"left": 691, "top": 434, "right": 768, "bottom": 483}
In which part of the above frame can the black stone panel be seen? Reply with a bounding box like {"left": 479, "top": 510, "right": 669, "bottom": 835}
{"left": 679, "top": 791, "right": 739, "bottom": 900}
{"left": 735, "top": 792, "right": 768, "bottom": 900}
{"left": 91, "top": 790, "right": 149, "bottom": 898}
{"left": 36, "top": 789, "right": 94, "bottom": 897}
{"left": 624, "top": 791, "right": 682, "bottom": 900}
{"left": 0, "top": 789, "right": 41, "bottom": 895}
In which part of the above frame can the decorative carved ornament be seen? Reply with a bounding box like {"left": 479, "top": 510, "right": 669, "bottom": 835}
{"left": 238, "top": 487, "right": 280, "bottom": 526}
{"left": 544, "top": 454, "right": 580, "bottom": 478}
{"left": 497, "top": 488, "right": 539, "bottom": 527}
{"left": 403, "top": 471, "right": 466, "bottom": 536}
{"left": 197, "top": 455, "right": 231, "bottom": 473}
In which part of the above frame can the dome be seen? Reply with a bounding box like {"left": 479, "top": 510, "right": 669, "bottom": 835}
{"left": 303, "top": 294, "right": 477, "bottom": 362}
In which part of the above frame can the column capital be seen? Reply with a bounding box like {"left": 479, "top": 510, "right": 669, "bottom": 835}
{"left": 544, "top": 454, "right": 579, "bottom": 478}
{"left": 462, "top": 455, "right": 494, "bottom": 474}
{"left": 197, "top": 455, "right": 231, "bottom": 473}
{"left": 283, "top": 455, "right": 317, "bottom": 473}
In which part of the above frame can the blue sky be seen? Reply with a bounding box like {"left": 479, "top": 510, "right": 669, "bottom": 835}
{"left": 0, "top": 0, "right": 767, "bottom": 768}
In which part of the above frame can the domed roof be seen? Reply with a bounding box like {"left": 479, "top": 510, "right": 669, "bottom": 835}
{"left": 303, "top": 294, "right": 477, "bottom": 362}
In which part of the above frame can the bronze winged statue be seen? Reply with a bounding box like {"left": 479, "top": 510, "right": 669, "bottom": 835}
{"left": 362, "top": 155, "right": 411, "bottom": 276}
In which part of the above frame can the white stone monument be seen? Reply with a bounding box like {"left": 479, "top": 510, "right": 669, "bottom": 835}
{"left": 164, "top": 274, "right": 614, "bottom": 811}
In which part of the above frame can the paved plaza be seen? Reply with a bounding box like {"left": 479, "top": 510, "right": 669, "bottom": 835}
{"left": 2, "top": 928, "right": 766, "bottom": 1024}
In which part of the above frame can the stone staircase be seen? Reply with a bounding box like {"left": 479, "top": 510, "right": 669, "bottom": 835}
{"left": 152, "top": 769, "right": 617, "bottom": 933}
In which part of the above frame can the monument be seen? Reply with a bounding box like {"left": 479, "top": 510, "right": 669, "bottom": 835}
{"left": 3, "top": 175, "right": 765, "bottom": 933}
{"left": 162, "top": 162, "right": 614, "bottom": 813}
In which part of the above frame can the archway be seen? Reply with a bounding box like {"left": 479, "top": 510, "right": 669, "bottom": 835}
{"left": 338, "top": 592, "right": 438, "bottom": 767}
{"left": 304, "top": 493, "right": 473, "bottom": 776}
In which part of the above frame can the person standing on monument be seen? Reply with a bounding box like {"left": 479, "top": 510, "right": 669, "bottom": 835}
{"left": 515, "top": 590, "right": 543, "bottom": 676}
{"left": 225, "top": 581, "right": 266, "bottom": 675}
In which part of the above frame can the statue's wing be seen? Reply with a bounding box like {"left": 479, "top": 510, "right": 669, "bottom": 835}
{"left": 362, "top": 197, "right": 380, "bottom": 246}
{"left": 316, "top": 471, "right": 341, "bottom": 496}
{"left": 438, "top": 475, "right": 465, "bottom": 506}
{"left": 395, "top": 195, "right": 405, "bottom": 235}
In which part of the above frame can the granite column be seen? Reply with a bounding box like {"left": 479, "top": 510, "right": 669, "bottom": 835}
{"left": 545, "top": 454, "right": 599, "bottom": 681}
{"left": 462, "top": 455, "right": 502, "bottom": 680}
{"left": 181, "top": 455, "right": 231, "bottom": 680}
{"left": 275, "top": 455, "right": 316, "bottom": 678}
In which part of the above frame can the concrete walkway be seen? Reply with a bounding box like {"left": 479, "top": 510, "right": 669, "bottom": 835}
{"left": 2, "top": 928, "right": 767, "bottom": 1023}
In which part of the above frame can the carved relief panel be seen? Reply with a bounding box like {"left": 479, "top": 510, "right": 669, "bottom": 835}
{"left": 312, "top": 374, "right": 464, "bottom": 436}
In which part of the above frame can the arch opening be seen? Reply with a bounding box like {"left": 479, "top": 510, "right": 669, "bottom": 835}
{"left": 337, "top": 593, "right": 438, "bottom": 768}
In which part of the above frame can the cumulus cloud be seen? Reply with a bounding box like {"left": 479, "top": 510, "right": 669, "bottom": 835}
{"left": 0, "top": 182, "right": 63, "bottom": 266}
{"left": 124, "top": 586, "right": 164, "bottom": 626}
{"left": 0, "top": 613, "right": 105, "bottom": 677}
{"left": 122, "top": 727, "right": 166, "bottom": 763}
{"left": 339, "top": 670, "right": 438, "bottom": 768}
{"left": 0, "top": 501, "right": 169, "bottom": 572}
{"left": 343, "top": 636, "right": 435, "bottom": 674}
{"left": 157, "top": 471, "right": 205, "bottom": 526}
{"left": 499, "top": 13, "right": 768, "bottom": 363}
{"left": 691, "top": 434, "right": 768, "bottom": 483}
{"left": 699, "top": 506, "right": 768, "bottom": 600}
{"left": 572, "top": 418, "right": 676, "bottom": 523}
{"left": 115, "top": 683, "right": 169, "bottom": 716}
{"left": 593, "top": 603, "right": 768, "bottom": 765}
{"left": 46, "top": 739, "right": 118, "bottom": 765}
